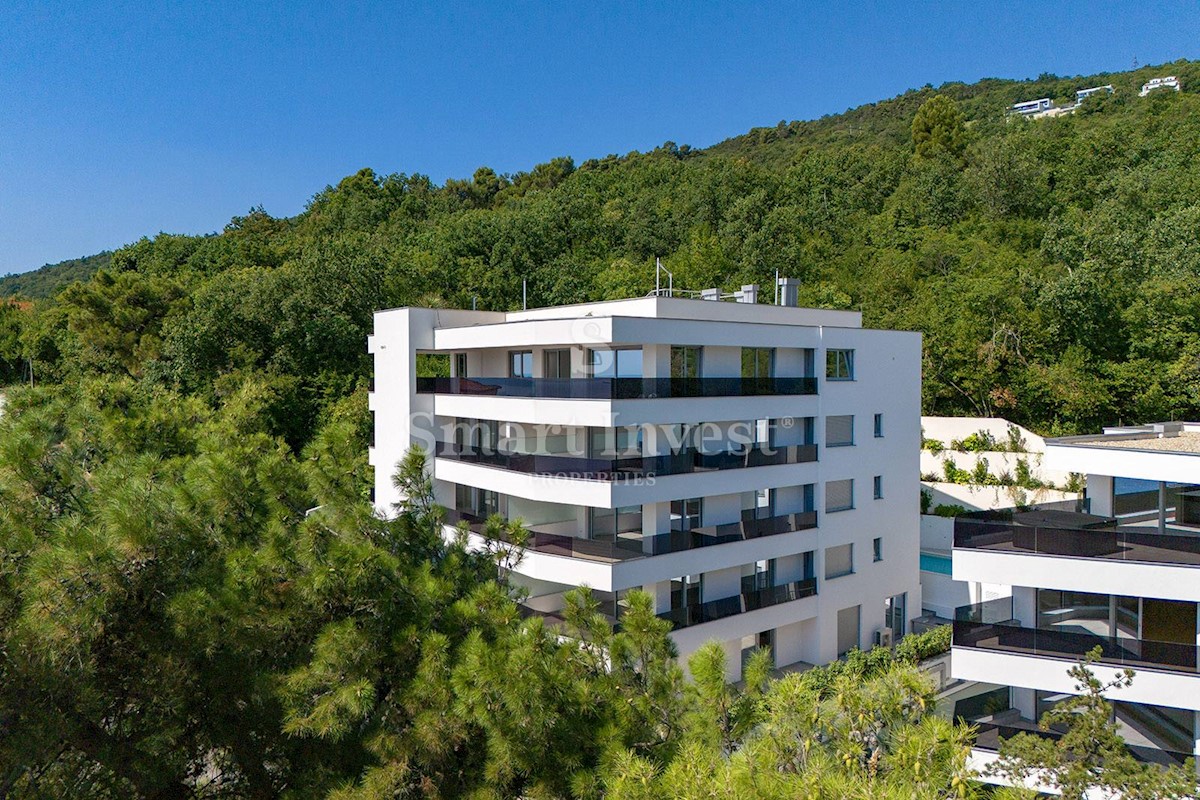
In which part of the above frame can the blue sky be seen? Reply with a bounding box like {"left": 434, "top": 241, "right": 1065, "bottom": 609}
{"left": 1, "top": 1, "right": 1197, "bottom": 274}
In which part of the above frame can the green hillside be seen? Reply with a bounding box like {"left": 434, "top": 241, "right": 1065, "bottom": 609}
{"left": 8, "top": 58, "right": 1200, "bottom": 441}
{"left": 0, "top": 251, "right": 111, "bottom": 298}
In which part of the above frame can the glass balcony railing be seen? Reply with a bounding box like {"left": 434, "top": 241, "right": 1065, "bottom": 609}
{"left": 954, "top": 510, "right": 1200, "bottom": 567}
{"left": 433, "top": 441, "right": 818, "bottom": 481}
{"left": 657, "top": 577, "right": 818, "bottom": 630}
{"left": 953, "top": 600, "right": 1199, "bottom": 674}
{"left": 444, "top": 508, "right": 818, "bottom": 563}
{"left": 416, "top": 376, "right": 818, "bottom": 399}
{"left": 971, "top": 720, "right": 1192, "bottom": 767}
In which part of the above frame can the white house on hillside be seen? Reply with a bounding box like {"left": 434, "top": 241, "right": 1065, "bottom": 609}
{"left": 368, "top": 293, "right": 922, "bottom": 679}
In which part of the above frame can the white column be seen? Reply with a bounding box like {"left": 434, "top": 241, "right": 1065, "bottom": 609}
{"left": 1013, "top": 687, "right": 1037, "bottom": 721}
{"left": 1159, "top": 481, "right": 1168, "bottom": 535}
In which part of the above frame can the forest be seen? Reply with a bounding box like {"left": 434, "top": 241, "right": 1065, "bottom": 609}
{"left": 2, "top": 60, "right": 1199, "bottom": 443}
{"left": 2, "top": 58, "right": 1200, "bottom": 798}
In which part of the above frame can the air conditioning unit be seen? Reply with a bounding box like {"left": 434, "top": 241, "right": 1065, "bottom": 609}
{"left": 873, "top": 628, "right": 894, "bottom": 649}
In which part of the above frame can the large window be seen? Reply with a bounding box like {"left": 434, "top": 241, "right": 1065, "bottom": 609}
{"left": 741, "top": 347, "right": 774, "bottom": 379}
{"left": 589, "top": 348, "right": 643, "bottom": 378}
{"left": 885, "top": 593, "right": 906, "bottom": 640}
{"left": 509, "top": 350, "right": 533, "bottom": 378}
{"left": 671, "top": 498, "right": 703, "bottom": 531}
{"left": 825, "top": 479, "right": 854, "bottom": 512}
{"left": 670, "top": 346, "right": 702, "bottom": 379}
{"left": 825, "top": 543, "right": 854, "bottom": 580}
{"left": 837, "top": 605, "right": 861, "bottom": 656}
{"left": 590, "top": 506, "right": 642, "bottom": 541}
{"left": 826, "top": 348, "right": 855, "bottom": 381}
{"left": 826, "top": 415, "right": 854, "bottom": 447}
{"left": 453, "top": 352, "right": 468, "bottom": 377}
{"left": 455, "top": 485, "right": 499, "bottom": 518}
{"left": 543, "top": 349, "right": 571, "bottom": 379}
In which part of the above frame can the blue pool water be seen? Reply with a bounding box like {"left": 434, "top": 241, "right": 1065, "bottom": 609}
{"left": 920, "top": 552, "right": 953, "bottom": 575}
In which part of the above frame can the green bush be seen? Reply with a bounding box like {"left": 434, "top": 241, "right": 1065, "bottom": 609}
{"left": 933, "top": 503, "right": 968, "bottom": 517}
{"left": 953, "top": 430, "right": 998, "bottom": 452}
{"left": 922, "top": 437, "right": 945, "bottom": 455}
{"left": 920, "top": 488, "right": 933, "bottom": 514}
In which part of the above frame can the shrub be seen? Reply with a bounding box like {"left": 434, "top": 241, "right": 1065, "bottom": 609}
{"left": 933, "top": 503, "right": 967, "bottom": 517}
{"left": 953, "top": 430, "right": 998, "bottom": 452}
{"left": 1005, "top": 424, "right": 1027, "bottom": 453}
{"left": 895, "top": 624, "right": 952, "bottom": 663}
{"left": 920, "top": 488, "right": 933, "bottom": 514}
{"left": 943, "top": 458, "right": 971, "bottom": 484}
{"left": 922, "top": 437, "right": 945, "bottom": 455}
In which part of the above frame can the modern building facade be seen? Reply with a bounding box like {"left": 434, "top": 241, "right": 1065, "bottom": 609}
{"left": 369, "top": 295, "right": 922, "bottom": 679}
{"left": 951, "top": 421, "right": 1200, "bottom": 771}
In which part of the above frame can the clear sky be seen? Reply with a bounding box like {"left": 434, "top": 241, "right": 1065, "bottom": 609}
{"left": 1, "top": 1, "right": 1197, "bottom": 274}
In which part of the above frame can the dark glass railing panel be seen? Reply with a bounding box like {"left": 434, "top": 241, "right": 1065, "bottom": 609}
{"left": 435, "top": 442, "right": 817, "bottom": 481}
{"left": 444, "top": 508, "right": 818, "bottom": 563}
{"left": 955, "top": 516, "right": 1200, "bottom": 566}
{"left": 971, "top": 721, "right": 1192, "bottom": 767}
{"left": 416, "top": 376, "right": 818, "bottom": 399}
{"left": 953, "top": 606, "right": 1199, "bottom": 674}
{"left": 658, "top": 578, "right": 818, "bottom": 630}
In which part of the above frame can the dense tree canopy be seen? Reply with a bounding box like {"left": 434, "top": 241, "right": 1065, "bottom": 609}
{"left": 4, "top": 60, "right": 1200, "bottom": 441}
{"left": 2, "top": 58, "right": 1200, "bottom": 799}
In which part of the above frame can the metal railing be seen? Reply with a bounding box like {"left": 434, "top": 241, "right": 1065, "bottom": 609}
{"left": 416, "top": 375, "right": 818, "bottom": 399}
{"left": 434, "top": 441, "right": 817, "bottom": 481}
{"left": 657, "top": 577, "right": 818, "bottom": 630}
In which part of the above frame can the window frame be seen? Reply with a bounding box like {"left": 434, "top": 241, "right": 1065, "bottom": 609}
{"left": 874, "top": 413, "right": 883, "bottom": 438}
{"left": 543, "top": 348, "right": 571, "bottom": 379}
{"left": 825, "top": 543, "right": 854, "bottom": 580}
{"left": 825, "top": 478, "right": 855, "bottom": 513}
{"left": 873, "top": 537, "right": 883, "bottom": 562}
{"left": 873, "top": 475, "right": 883, "bottom": 500}
{"left": 825, "top": 415, "right": 855, "bottom": 448}
{"left": 826, "top": 348, "right": 855, "bottom": 381}
{"left": 509, "top": 350, "right": 534, "bottom": 378}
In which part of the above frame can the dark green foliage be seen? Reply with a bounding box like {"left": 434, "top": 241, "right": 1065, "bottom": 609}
{"left": 9, "top": 60, "right": 1200, "bottom": 443}
{"left": 0, "top": 251, "right": 112, "bottom": 298}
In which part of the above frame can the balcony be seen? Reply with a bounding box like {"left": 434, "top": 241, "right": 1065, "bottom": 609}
{"left": 657, "top": 578, "right": 818, "bottom": 630}
{"left": 953, "top": 599, "right": 1199, "bottom": 675}
{"left": 445, "top": 508, "right": 818, "bottom": 563}
{"left": 971, "top": 717, "right": 1192, "bottom": 768}
{"left": 954, "top": 508, "right": 1200, "bottom": 567}
{"left": 416, "top": 375, "right": 818, "bottom": 399}
{"left": 434, "top": 441, "right": 818, "bottom": 482}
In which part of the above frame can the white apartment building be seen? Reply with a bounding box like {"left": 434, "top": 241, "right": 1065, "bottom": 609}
{"left": 952, "top": 421, "right": 1200, "bottom": 773}
{"left": 368, "top": 295, "right": 922, "bottom": 679}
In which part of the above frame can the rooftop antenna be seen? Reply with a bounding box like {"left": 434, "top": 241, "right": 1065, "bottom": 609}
{"left": 774, "top": 269, "right": 780, "bottom": 305}
{"left": 522, "top": 280, "right": 527, "bottom": 311}
{"left": 654, "top": 257, "right": 674, "bottom": 297}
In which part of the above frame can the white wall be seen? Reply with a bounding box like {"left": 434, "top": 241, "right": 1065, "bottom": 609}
{"left": 923, "top": 481, "right": 1078, "bottom": 512}
{"left": 921, "top": 416, "right": 1047, "bottom": 451}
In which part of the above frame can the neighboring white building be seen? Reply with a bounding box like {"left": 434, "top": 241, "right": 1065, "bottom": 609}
{"left": 952, "top": 421, "right": 1200, "bottom": 775}
{"left": 1075, "top": 84, "right": 1114, "bottom": 103}
{"left": 1140, "top": 76, "right": 1181, "bottom": 96}
{"left": 368, "top": 294, "right": 922, "bottom": 679}
{"left": 1011, "top": 98, "right": 1053, "bottom": 116}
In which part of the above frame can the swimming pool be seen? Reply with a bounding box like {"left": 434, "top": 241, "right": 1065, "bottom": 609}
{"left": 920, "top": 552, "right": 953, "bottom": 575}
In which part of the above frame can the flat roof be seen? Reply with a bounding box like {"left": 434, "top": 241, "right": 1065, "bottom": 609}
{"left": 1048, "top": 423, "right": 1200, "bottom": 456}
